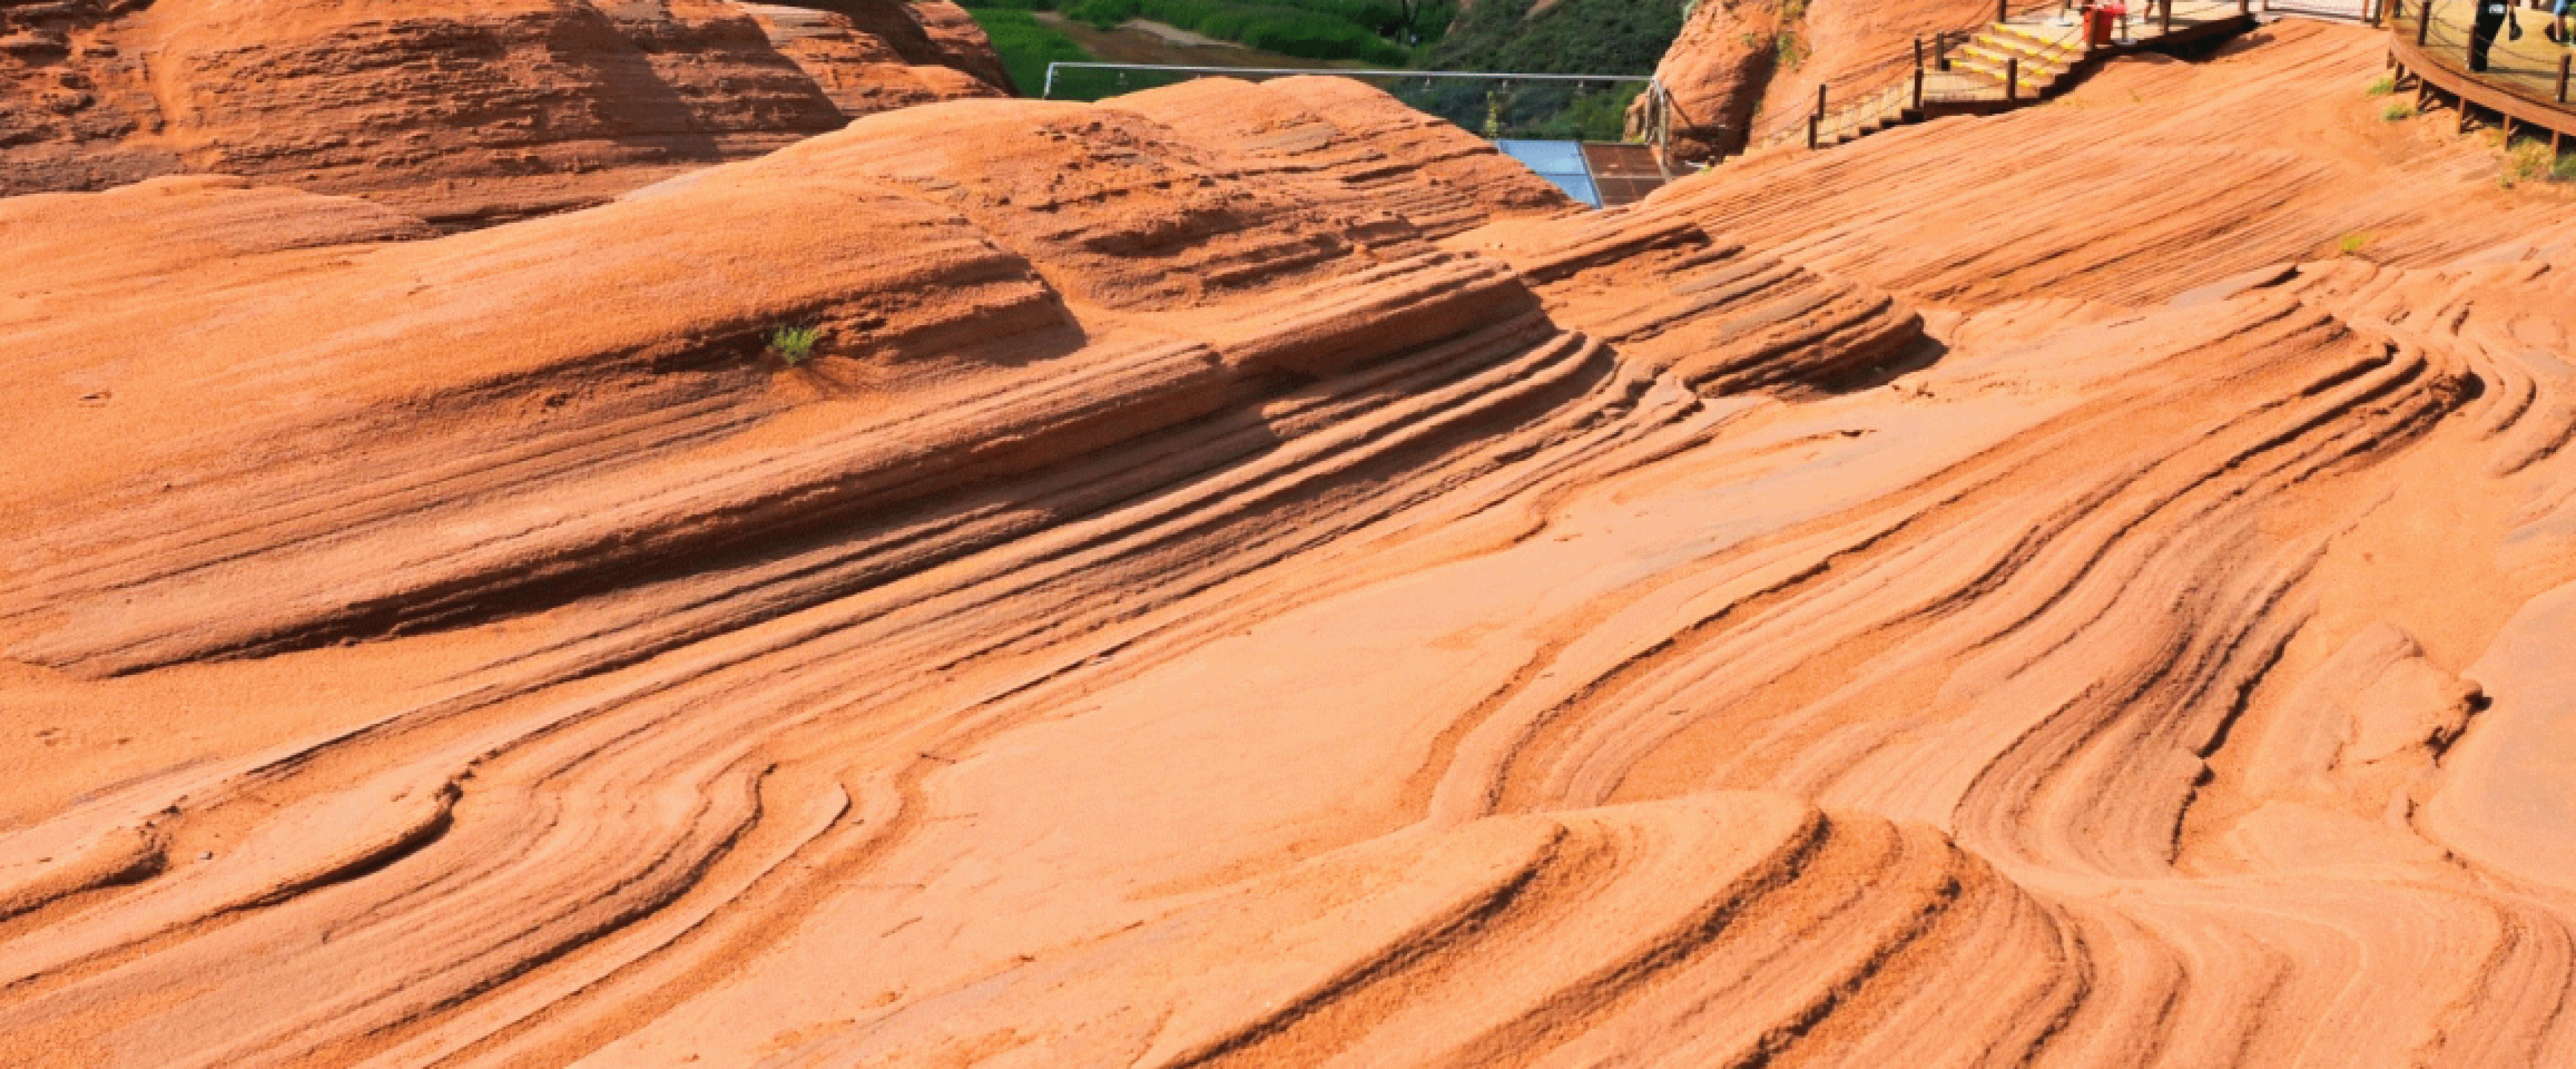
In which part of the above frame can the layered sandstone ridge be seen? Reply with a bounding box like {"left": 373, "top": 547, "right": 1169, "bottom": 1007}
{"left": 6, "top": 18, "right": 2576, "bottom": 1069}
{"left": 0, "top": 0, "right": 1010, "bottom": 224}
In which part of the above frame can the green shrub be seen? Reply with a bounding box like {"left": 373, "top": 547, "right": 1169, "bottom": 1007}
{"left": 2503, "top": 138, "right": 2556, "bottom": 187}
{"left": 1532, "top": 84, "right": 1645, "bottom": 140}
{"left": 2335, "top": 231, "right": 2372, "bottom": 256}
{"left": 1430, "top": 0, "right": 1685, "bottom": 75}
{"left": 965, "top": 8, "right": 1095, "bottom": 95}
{"left": 2365, "top": 74, "right": 2394, "bottom": 96}
{"left": 768, "top": 325, "right": 823, "bottom": 366}
{"left": 1775, "top": 28, "right": 1806, "bottom": 69}
{"left": 2382, "top": 102, "right": 2414, "bottom": 121}
{"left": 1405, "top": 0, "right": 1685, "bottom": 135}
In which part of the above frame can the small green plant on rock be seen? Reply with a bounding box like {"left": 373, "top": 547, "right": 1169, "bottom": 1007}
{"left": 1774, "top": 29, "right": 1805, "bottom": 69}
{"left": 2382, "top": 101, "right": 2415, "bottom": 122}
{"left": 2503, "top": 140, "right": 2558, "bottom": 189}
{"left": 2336, "top": 231, "right": 2374, "bottom": 257}
{"left": 769, "top": 325, "right": 823, "bottom": 366}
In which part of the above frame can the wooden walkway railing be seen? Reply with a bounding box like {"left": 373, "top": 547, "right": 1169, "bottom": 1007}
{"left": 1741, "top": 0, "right": 2067, "bottom": 149}
{"left": 2386, "top": 0, "right": 2576, "bottom": 153}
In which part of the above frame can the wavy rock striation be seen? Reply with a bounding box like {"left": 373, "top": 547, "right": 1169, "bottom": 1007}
{"left": 5, "top": 18, "right": 2576, "bottom": 1069}
{"left": 0, "top": 0, "right": 1008, "bottom": 224}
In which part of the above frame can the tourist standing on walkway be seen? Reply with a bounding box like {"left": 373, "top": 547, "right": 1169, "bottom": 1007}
{"left": 2471, "top": 0, "right": 2510, "bottom": 71}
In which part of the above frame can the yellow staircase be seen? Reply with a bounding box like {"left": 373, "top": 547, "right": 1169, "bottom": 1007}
{"left": 1950, "top": 20, "right": 2092, "bottom": 96}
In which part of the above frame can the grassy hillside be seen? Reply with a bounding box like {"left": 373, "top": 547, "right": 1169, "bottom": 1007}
{"left": 964, "top": 0, "right": 1676, "bottom": 141}
{"left": 965, "top": 6, "right": 1097, "bottom": 95}
{"left": 968, "top": 0, "right": 1450, "bottom": 76}
{"left": 1426, "top": 0, "right": 1686, "bottom": 75}
{"left": 1400, "top": 0, "right": 1687, "bottom": 138}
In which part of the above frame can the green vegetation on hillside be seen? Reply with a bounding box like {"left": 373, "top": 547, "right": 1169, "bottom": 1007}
{"left": 965, "top": 6, "right": 1096, "bottom": 97}
{"left": 965, "top": 0, "right": 1681, "bottom": 143}
{"left": 1400, "top": 0, "right": 1685, "bottom": 140}
{"left": 968, "top": 0, "right": 1451, "bottom": 74}
{"left": 1065, "top": 0, "right": 1410, "bottom": 64}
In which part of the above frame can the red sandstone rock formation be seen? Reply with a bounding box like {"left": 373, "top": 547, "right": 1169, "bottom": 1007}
{"left": 747, "top": 0, "right": 1016, "bottom": 110}
{"left": 1110, "top": 75, "right": 1580, "bottom": 239}
{"left": 1643, "top": 0, "right": 2011, "bottom": 159}
{"left": 0, "top": 0, "right": 1007, "bottom": 224}
{"left": 1634, "top": 0, "right": 1786, "bottom": 162}
{"left": 6, "top": 18, "right": 2576, "bottom": 1069}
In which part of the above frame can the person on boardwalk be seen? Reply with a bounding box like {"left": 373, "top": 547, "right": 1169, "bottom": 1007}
{"left": 2470, "top": 0, "right": 2510, "bottom": 71}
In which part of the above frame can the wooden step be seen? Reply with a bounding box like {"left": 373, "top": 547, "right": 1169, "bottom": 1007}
{"left": 1970, "top": 28, "right": 2083, "bottom": 63}
{"left": 1987, "top": 21, "right": 2090, "bottom": 56}
{"left": 1950, "top": 53, "right": 2062, "bottom": 90}
{"left": 1956, "top": 41, "right": 2070, "bottom": 75}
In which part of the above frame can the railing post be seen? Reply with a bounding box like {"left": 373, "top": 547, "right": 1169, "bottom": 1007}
{"left": 1651, "top": 79, "right": 1667, "bottom": 153}
{"left": 1816, "top": 81, "right": 1829, "bottom": 122}
{"left": 2006, "top": 57, "right": 2019, "bottom": 102}
{"left": 1808, "top": 112, "right": 1821, "bottom": 149}
{"left": 1043, "top": 63, "right": 1058, "bottom": 100}
{"left": 2418, "top": 0, "right": 2431, "bottom": 44}
{"left": 1909, "top": 35, "right": 1924, "bottom": 112}
{"left": 1998, "top": 0, "right": 2009, "bottom": 23}
{"left": 2560, "top": 53, "right": 2571, "bottom": 104}
{"left": 2160, "top": 0, "right": 2172, "bottom": 34}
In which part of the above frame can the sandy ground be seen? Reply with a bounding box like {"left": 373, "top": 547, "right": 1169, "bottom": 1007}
{"left": 4, "top": 18, "right": 2576, "bottom": 1069}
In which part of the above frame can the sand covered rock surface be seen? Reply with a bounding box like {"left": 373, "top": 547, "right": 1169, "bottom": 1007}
{"left": 6, "top": 19, "right": 2576, "bottom": 1068}
{"left": 0, "top": 0, "right": 1008, "bottom": 225}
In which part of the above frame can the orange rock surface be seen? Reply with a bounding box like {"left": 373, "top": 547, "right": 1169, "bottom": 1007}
{"left": 0, "top": 0, "right": 1007, "bottom": 225}
{"left": 6, "top": 18, "right": 2576, "bottom": 1068}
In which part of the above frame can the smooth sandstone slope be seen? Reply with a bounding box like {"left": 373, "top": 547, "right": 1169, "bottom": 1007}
{"left": 0, "top": 0, "right": 1008, "bottom": 225}
{"left": 6, "top": 18, "right": 2576, "bottom": 1069}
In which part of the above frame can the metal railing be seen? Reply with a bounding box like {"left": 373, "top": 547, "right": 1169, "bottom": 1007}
{"left": 1038, "top": 62, "right": 1673, "bottom": 153}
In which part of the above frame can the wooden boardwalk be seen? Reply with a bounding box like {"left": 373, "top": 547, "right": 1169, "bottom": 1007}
{"left": 2389, "top": 0, "right": 2576, "bottom": 149}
